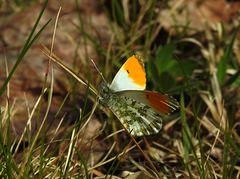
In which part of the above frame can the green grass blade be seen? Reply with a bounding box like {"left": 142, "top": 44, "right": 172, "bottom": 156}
{"left": 175, "top": 53, "right": 205, "bottom": 177}
{"left": 180, "top": 93, "right": 191, "bottom": 170}
{"left": 217, "top": 56, "right": 227, "bottom": 85}
{"left": 75, "top": 0, "right": 89, "bottom": 62}
{"left": 228, "top": 153, "right": 238, "bottom": 178}
{"left": 72, "top": 22, "right": 107, "bottom": 56}
{"left": 105, "top": 138, "right": 129, "bottom": 179}
{"left": 0, "top": 0, "right": 50, "bottom": 97}
{"left": 38, "top": 68, "right": 54, "bottom": 177}
{"left": 100, "top": 0, "right": 115, "bottom": 32}
{"left": 217, "top": 24, "right": 240, "bottom": 85}
{"left": 182, "top": 124, "right": 201, "bottom": 171}
{"left": 5, "top": 102, "right": 13, "bottom": 179}
{"left": 223, "top": 104, "right": 235, "bottom": 178}
{"left": 111, "top": 0, "right": 126, "bottom": 28}
{"left": 144, "top": 0, "right": 156, "bottom": 54}
{"left": 209, "top": 117, "right": 240, "bottom": 158}
{"left": 76, "top": 149, "right": 89, "bottom": 179}
{"left": 222, "top": 121, "right": 230, "bottom": 178}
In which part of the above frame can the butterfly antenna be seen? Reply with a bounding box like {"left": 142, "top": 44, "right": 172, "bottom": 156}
{"left": 91, "top": 59, "right": 107, "bottom": 83}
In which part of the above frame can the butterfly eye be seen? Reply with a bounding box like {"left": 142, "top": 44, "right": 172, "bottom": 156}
{"left": 100, "top": 83, "right": 110, "bottom": 98}
{"left": 104, "top": 86, "right": 109, "bottom": 93}
{"left": 100, "top": 83, "right": 108, "bottom": 93}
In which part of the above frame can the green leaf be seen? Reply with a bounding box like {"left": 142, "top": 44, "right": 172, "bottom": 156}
{"left": 217, "top": 56, "right": 227, "bottom": 85}
{"left": 166, "top": 81, "right": 201, "bottom": 95}
{"left": 156, "top": 43, "right": 175, "bottom": 73}
{"left": 171, "top": 59, "right": 198, "bottom": 77}
{"left": 158, "top": 71, "right": 175, "bottom": 93}
{"left": 146, "top": 59, "right": 160, "bottom": 89}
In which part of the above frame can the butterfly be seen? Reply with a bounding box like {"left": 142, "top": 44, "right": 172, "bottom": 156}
{"left": 99, "top": 55, "right": 178, "bottom": 136}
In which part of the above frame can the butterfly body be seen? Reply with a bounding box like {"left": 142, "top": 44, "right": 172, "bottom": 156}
{"left": 99, "top": 55, "right": 178, "bottom": 136}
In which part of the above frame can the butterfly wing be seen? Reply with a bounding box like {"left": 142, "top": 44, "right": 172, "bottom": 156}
{"left": 116, "top": 90, "right": 179, "bottom": 115}
{"left": 105, "top": 93, "right": 163, "bottom": 136}
{"left": 106, "top": 90, "right": 178, "bottom": 136}
{"left": 103, "top": 90, "right": 178, "bottom": 136}
{"left": 109, "top": 55, "right": 146, "bottom": 92}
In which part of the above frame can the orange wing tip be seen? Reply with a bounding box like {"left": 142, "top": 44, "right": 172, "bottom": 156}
{"left": 123, "top": 55, "right": 146, "bottom": 87}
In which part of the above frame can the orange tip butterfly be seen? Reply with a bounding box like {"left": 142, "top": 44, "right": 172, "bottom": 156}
{"left": 97, "top": 55, "right": 178, "bottom": 136}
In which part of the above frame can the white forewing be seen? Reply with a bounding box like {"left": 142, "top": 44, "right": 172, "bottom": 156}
{"left": 110, "top": 67, "right": 145, "bottom": 92}
{"left": 109, "top": 55, "right": 146, "bottom": 92}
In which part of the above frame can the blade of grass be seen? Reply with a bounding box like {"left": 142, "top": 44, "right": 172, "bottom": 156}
{"left": 222, "top": 117, "right": 230, "bottom": 178}
{"left": 63, "top": 79, "right": 91, "bottom": 177}
{"left": 41, "top": 51, "right": 98, "bottom": 96}
{"left": 110, "top": 0, "right": 128, "bottom": 56}
{"left": 33, "top": 18, "right": 52, "bottom": 137}
{"left": 100, "top": 0, "right": 116, "bottom": 33}
{"left": 0, "top": 0, "right": 50, "bottom": 97}
{"left": 105, "top": 136, "right": 131, "bottom": 179}
{"left": 75, "top": 0, "right": 89, "bottom": 65}
{"left": 207, "top": 115, "right": 240, "bottom": 157}
{"left": 76, "top": 148, "right": 89, "bottom": 179}
{"left": 13, "top": 88, "right": 47, "bottom": 158}
{"left": 2, "top": 53, "right": 10, "bottom": 126}
{"left": 38, "top": 67, "right": 54, "bottom": 178}
{"left": 228, "top": 153, "right": 238, "bottom": 178}
{"left": 43, "top": 87, "right": 97, "bottom": 174}
{"left": 217, "top": 24, "right": 240, "bottom": 85}
{"left": 71, "top": 21, "right": 107, "bottom": 57}
{"left": 1, "top": 55, "right": 16, "bottom": 177}
{"left": 4, "top": 100, "right": 13, "bottom": 179}
{"left": 111, "top": 0, "right": 126, "bottom": 29}
{"left": 18, "top": 68, "right": 52, "bottom": 178}
{"left": 3, "top": 16, "right": 52, "bottom": 175}
{"left": 217, "top": 56, "right": 227, "bottom": 85}
{"left": 223, "top": 104, "right": 235, "bottom": 178}
{"left": 122, "top": 132, "right": 163, "bottom": 179}
{"left": 182, "top": 125, "right": 201, "bottom": 172}
{"left": 88, "top": 142, "right": 137, "bottom": 171}
{"left": 180, "top": 92, "right": 192, "bottom": 176}
{"left": 144, "top": 0, "right": 156, "bottom": 55}
{"left": 63, "top": 128, "right": 76, "bottom": 178}
{"left": 175, "top": 53, "right": 205, "bottom": 178}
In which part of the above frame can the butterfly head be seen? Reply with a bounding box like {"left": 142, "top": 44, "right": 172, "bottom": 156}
{"left": 99, "top": 83, "right": 115, "bottom": 103}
